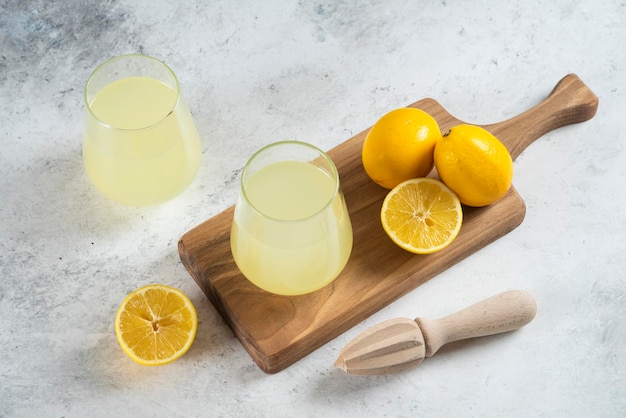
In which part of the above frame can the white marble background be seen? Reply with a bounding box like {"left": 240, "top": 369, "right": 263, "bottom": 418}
{"left": 1, "top": 0, "right": 624, "bottom": 416}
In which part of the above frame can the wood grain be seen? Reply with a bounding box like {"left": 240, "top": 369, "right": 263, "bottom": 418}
{"left": 335, "top": 290, "right": 537, "bottom": 375}
{"left": 178, "top": 74, "right": 598, "bottom": 373}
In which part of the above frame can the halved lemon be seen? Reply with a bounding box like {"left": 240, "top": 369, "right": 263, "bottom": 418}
{"left": 115, "top": 284, "right": 198, "bottom": 366}
{"left": 381, "top": 178, "right": 463, "bottom": 254}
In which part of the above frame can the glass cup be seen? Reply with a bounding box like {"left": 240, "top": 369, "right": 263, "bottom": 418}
{"left": 82, "top": 54, "right": 202, "bottom": 207}
{"left": 230, "top": 141, "right": 353, "bottom": 296}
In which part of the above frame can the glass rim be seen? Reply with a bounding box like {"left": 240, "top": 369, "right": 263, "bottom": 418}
{"left": 84, "top": 54, "right": 181, "bottom": 132}
{"left": 240, "top": 140, "right": 341, "bottom": 223}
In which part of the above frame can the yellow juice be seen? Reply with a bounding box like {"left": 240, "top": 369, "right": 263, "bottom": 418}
{"left": 83, "top": 76, "right": 201, "bottom": 206}
{"left": 231, "top": 160, "right": 353, "bottom": 295}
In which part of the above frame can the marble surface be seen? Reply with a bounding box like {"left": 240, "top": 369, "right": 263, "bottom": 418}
{"left": 1, "top": 0, "right": 624, "bottom": 416}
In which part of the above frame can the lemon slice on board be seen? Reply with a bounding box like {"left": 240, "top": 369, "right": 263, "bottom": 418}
{"left": 115, "top": 284, "right": 198, "bottom": 366}
{"left": 381, "top": 178, "right": 463, "bottom": 254}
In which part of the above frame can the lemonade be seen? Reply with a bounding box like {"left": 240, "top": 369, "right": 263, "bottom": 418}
{"left": 231, "top": 159, "right": 353, "bottom": 295}
{"left": 83, "top": 74, "right": 201, "bottom": 206}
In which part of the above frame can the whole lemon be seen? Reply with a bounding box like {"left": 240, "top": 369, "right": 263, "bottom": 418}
{"left": 434, "top": 124, "right": 513, "bottom": 207}
{"left": 362, "top": 108, "right": 441, "bottom": 189}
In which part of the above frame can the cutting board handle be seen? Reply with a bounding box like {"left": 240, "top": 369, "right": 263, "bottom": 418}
{"left": 485, "top": 74, "right": 599, "bottom": 161}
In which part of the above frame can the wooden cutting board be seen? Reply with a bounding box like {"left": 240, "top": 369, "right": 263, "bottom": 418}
{"left": 179, "top": 74, "right": 598, "bottom": 374}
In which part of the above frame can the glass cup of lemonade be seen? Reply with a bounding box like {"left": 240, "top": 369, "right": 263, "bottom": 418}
{"left": 230, "top": 141, "right": 353, "bottom": 296}
{"left": 82, "top": 54, "right": 202, "bottom": 207}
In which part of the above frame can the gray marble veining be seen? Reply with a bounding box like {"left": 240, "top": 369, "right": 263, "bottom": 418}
{"left": 1, "top": 0, "right": 625, "bottom": 416}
